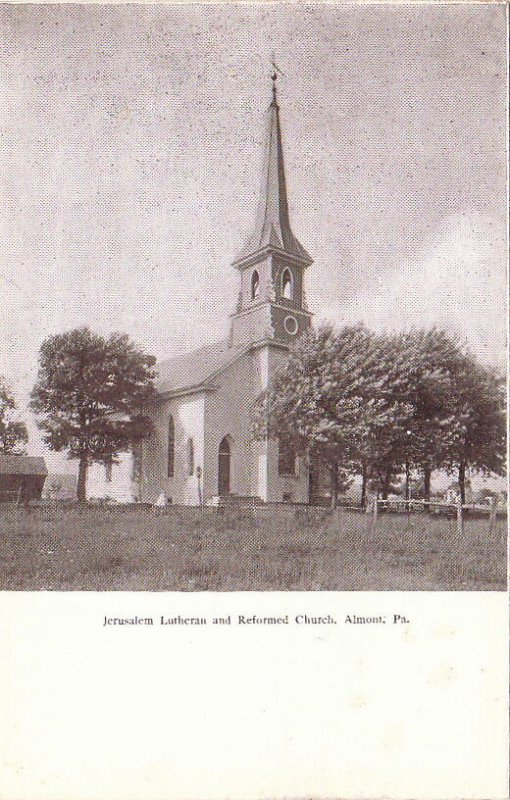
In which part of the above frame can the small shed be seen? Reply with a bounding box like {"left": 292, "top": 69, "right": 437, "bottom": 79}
{"left": 0, "top": 455, "right": 48, "bottom": 503}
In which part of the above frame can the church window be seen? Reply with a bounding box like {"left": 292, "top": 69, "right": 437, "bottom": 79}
{"left": 281, "top": 268, "right": 293, "bottom": 300}
{"left": 105, "top": 461, "right": 113, "bottom": 483}
{"left": 278, "top": 437, "right": 297, "bottom": 477}
{"left": 167, "top": 416, "right": 175, "bottom": 478}
{"left": 186, "top": 437, "right": 195, "bottom": 477}
{"left": 251, "top": 270, "right": 260, "bottom": 300}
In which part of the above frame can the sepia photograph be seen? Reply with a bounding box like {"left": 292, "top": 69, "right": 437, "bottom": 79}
{"left": 0, "top": 2, "right": 507, "bottom": 592}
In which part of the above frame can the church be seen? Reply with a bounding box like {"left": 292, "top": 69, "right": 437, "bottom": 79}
{"left": 88, "top": 78, "right": 316, "bottom": 506}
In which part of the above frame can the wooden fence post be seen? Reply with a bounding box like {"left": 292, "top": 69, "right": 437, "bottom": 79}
{"left": 456, "top": 498, "right": 463, "bottom": 536}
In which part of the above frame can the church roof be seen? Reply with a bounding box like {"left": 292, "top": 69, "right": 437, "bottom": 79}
{"left": 156, "top": 339, "right": 243, "bottom": 395}
{"left": 233, "top": 81, "right": 312, "bottom": 267}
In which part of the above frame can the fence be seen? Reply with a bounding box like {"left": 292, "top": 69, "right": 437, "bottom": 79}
{"left": 370, "top": 496, "right": 502, "bottom": 534}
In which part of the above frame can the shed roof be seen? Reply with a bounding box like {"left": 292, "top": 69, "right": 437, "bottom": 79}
{"left": 0, "top": 455, "right": 48, "bottom": 476}
{"left": 156, "top": 339, "right": 245, "bottom": 395}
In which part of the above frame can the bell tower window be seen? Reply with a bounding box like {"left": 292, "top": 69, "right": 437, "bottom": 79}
{"left": 251, "top": 270, "right": 260, "bottom": 300}
{"left": 281, "top": 268, "right": 293, "bottom": 300}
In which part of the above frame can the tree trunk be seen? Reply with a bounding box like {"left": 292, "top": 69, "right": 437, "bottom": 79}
{"left": 458, "top": 461, "right": 466, "bottom": 506}
{"left": 330, "top": 461, "right": 339, "bottom": 509}
{"left": 77, "top": 455, "right": 88, "bottom": 503}
{"left": 381, "top": 465, "right": 392, "bottom": 500}
{"left": 405, "top": 461, "right": 410, "bottom": 512}
{"left": 360, "top": 462, "right": 368, "bottom": 509}
{"left": 423, "top": 465, "right": 432, "bottom": 513}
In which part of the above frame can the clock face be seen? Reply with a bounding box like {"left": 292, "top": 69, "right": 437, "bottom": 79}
{"left": 284, "top": 315, "right": 299, "bottom": 336}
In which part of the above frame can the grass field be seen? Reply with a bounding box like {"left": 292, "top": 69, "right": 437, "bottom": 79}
{"left": 0, "top": 503, "right": 506, "bottom": 591}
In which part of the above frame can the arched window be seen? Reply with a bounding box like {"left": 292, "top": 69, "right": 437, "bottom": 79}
{"left": 281, "top": 268, "right": 293, "bottom": 300}
{"left": 186, "top": 437, "right": 195, "bottom": 477}
{"left": 251, "top": 270, "right": 260, "bottom": 300}
{"left": 218, "top": 435, "right": 232, "bottom": 496}
{"left": 167, "top": 416, "right": 175, "bottom": 478}
{"left": 278, "top": 436, "right": 297, "bottom": 477}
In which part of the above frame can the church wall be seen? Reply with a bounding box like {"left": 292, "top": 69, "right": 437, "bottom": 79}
{"left": 203, "top": 351, "right": 259, "bottom": 501}
{"left": 254, "top": 345, "right": 309, "bottom": 503}
{"left": 269, "top": 304, "right": 311, "bottom": 343}
{"left": 86, "top": 346, "right": 309, "bottom": 506}
{"left": 230, "top": 302, "right": 273, "bottom": 348}
{"left": 139, "top": 394, "right": 205, "bottom": 506}
{"left": 87, "top": 454, "right": 136, "bottom": 503}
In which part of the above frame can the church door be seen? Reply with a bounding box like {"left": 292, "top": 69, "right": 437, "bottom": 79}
{"left": 218, "top": 436, "right": 231, "bottom": 496}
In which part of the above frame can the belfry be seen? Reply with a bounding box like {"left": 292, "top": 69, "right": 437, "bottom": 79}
{"left": 230, "top": 74, "right": 313, "bottom": 348}
{"left": 87, "top": 78, "right": 314, "bottom": 505}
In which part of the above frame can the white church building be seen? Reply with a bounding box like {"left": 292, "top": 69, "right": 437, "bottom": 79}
{"left": 88, "top": 79, "right": 316, "bottom": 506}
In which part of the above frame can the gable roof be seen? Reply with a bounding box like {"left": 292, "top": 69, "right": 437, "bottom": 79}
{"left": 156, "top": 339, "right": 245, "bottom": 396}
{"left": 0, "top": 455, "right": 48, "bottom": 476}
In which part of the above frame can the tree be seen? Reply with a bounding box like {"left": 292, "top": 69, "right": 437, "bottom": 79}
{"left": 442, "top": 356, "right": 506, "bottom": 504}
{"left": 252, "top": 324, "right": 414, "bottom": 507}
{"left": 397, "top": 331, "right": 506, "bottom": 503}
{"left": 380, "top": 329, "right": 464, "bottom": 504}
{"left": 359, "top": 331, "right": 506, "bottom": 505}
{"left": 252, "top": 323, "right": 506, "bottom": 509}
{"left": 30, "top": 327, "right": 157, "bottom": 501}
{"left": 0, "top": 378, "right": 28, "bottom": 454}
{"left": 253, "top": 325, "right": 361, "bottom": 505}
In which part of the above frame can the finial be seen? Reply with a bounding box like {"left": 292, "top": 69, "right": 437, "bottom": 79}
{"left": 270, "top": 56, "right": 285, "bottom": 106}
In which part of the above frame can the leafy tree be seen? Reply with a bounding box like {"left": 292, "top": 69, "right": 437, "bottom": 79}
{"left": 398, "top": 331, "right": 506, "bottom": 503}
{"left": 253, "top": 323, "right": 506, "bottom": 509}
{"left": 30, "top": 327, "right": 157, "bottom": 501}
{"left": 368, "top": 328, "right": 506, "bottom": 507}
{"left": 0, "top": 378, "right": 28, "bottom": 454}
{"left": 442, "top": 356, "right": 506, "bottom": 504}
{"left": 380, "top": 329, "right": 464, "bottom": 503}
{"left": 252, "top": 324, "right": 414, "bottom": 507}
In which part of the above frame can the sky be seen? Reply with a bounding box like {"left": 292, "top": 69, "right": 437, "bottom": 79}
{"left": 0, "top": 2, "right": 507, "bottom": 474}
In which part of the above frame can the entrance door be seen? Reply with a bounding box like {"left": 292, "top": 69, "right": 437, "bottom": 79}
{"left": 218, "top": 436, "right": 231, "bottom": 496}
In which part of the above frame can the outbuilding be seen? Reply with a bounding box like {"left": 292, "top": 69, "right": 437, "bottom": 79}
{"left": 0, "top": 455, "right": 48, "bottom": 503}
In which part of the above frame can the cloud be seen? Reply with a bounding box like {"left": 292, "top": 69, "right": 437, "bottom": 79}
{"left": 320, "top": 213, "right": 507, "bottom": 368}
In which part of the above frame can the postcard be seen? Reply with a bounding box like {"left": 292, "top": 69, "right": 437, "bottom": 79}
{"left": 0, "top": 2, "right": 508, "bottom": 798}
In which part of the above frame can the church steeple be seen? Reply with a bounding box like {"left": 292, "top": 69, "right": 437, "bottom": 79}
{"left": 230, "top": 76, "right": 313, "bottom": 349}
{"left": 233, "top": 74, "right": 312, "bottom": 268}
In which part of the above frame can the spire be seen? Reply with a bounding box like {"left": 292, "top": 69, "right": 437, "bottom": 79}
{"left": 233, "top": 75, "right": 312, "bottom": 267}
